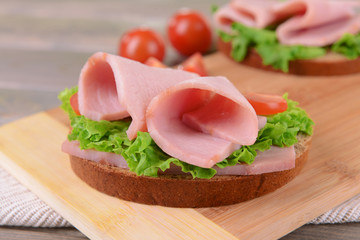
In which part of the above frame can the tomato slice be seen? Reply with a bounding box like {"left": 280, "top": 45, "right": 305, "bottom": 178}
{"left": 144, "top": 57, "right": 167, "bottom": 68}
{"left": 70, "top": 93, "right": 80, "bottom": 116}
{"left": 178, "top": 52, "right": 207, "bottom": 76}
{"left": 144, "top": 53, "right": 207, "bottom": 76}
{"left": 118, "top": 28, "right": 165, "bottom": 63}
{"left": 245, "top": 92, "right": 287, "bottom": 115}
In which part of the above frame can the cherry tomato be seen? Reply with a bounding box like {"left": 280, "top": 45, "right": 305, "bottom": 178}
{"left": 70, "top": 93, "right": 80, "bottom": 116}
{"left": 118, "top": 28, "right": 165, "bottom": 63}
{"left": 178, "top": 52, "right": 207, "bottom": 76}
{"left": 144, "top": 57, "right": 167, "bottom": 68}
{"left": 245, "top": 92, "right": 287, "bottom": 115}
{"left": 167, "top": 9, "right": 212, "bottom": 56}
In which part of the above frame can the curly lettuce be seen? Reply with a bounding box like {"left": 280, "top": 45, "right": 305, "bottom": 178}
{"left": 59, "top": 88, "right": 313, "bottom": 179}
{"left": 219, "top": 23, "right": 326, "bottom": 72}
{"left": 332, "top": 33, "right": 360, "bottom": 59}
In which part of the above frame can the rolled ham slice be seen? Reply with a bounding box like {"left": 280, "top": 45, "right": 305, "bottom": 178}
{"left": 274, "top": 0, "right": 360, "bottom": 46}
{"left": 146, "top": 76, "right": 258, "bottom": 168}
{"left": 214, "top": 0, "right": 280, "bottom": 33}
{"left": 78, "top": 52, "right": 198, "bottom": 140}
{"left": 78, "top": 53, "right": 129, "bottom": 121}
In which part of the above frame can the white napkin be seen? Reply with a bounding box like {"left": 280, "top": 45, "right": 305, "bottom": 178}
{"left": 0, "top": 167, "right": 359, "bottom": 227}
{"left": 0, "top": 167, "right": 71, "bottom": 227}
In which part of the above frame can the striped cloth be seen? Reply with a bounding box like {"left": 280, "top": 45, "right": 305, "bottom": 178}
{"left": 0, "top": 167, "right": 359, "bottom": 227}
{"left": 0, "top": 167, "right": 71, "bottom": 227}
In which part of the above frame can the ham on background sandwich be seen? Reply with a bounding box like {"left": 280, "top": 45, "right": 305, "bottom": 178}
{"left": 214, "top": 0, "right": 360, "bottom": 75}
{"left": 59, "top": 52, "right": 314, "bottom": 207}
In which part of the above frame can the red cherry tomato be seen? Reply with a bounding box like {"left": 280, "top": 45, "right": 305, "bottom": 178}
{"left": 144, "top": 57, "right": 167, "bottom": 68}
{"left": 245, "top": 92, "right": 288, "bottom": 115}
{"left": 118, "top": 28, "right": 165, "bottom": 63}
{"left": 179, "top": 52, "right": 207, "bottom": 76}
{"left": 70, "top": 93, "right": 80, "bottom": 116}
{"left": 167, "top": 9, "right": 212, "bottom": 56}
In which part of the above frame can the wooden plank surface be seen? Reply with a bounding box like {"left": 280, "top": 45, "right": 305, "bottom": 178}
{"left": 0, "top": 52, "right": 360, "bottom": 239}
{"left": 3, "top": 223, "right": 360, "bottom": 240}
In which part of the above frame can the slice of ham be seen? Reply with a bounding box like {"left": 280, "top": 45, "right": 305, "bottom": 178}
{"left": 274, "top": 0, "right": 360, "bottom": 46}
{"left": 61, "top": 140, "right": 128, "bottom": 169}
{"left": 182, "top": 106, "right": 267, "bottom": 142}
{"left": 214, "top": 0, "right": 281, "bottom": 33}
{"left": 146, "top": 76, "right": 258, "bottom": 168}
{"left": 181, "top": 93, "right": 258, "bottom": 144}
{"left": 164, "top": 146, "right": 295, "bottom": 175}
{"left": 78, "top": 53, "right": 129, "bottom": 121}
{"left": 78, "top": 52, "right": 198, "bottom": 140}
{"left": 62, "top": 130, "right": 296, "bottom": 176}
{"left": 62, "top": 115, "right": 266, "bottom": 170}
{"left": 213, "top": 146, "right": 295, "bottom": 175}
{"left": 258, "top": 115, "right": 267, "bottom": 129}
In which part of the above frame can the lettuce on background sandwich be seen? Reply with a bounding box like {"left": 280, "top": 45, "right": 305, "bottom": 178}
{"left": 214, "top": 0, "right": 360, "bottom": 75}
{"left": 60, "top": 52, "right": 313, "bottom": 207}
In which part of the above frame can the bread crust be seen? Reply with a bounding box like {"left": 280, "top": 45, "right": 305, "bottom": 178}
{"left": 69, "top": 135, "right": 312, "bottom": 208}
{"left": 217, "top": 38, "right": 360, "bottom": 76}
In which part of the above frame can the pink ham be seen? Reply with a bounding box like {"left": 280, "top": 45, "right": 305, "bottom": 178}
{"left": 258, "top": 115, "right": 267, "bottom": 129}
{"left": 78, "top": 53, "right": 129, "bottom": 121}
{"left": 214, "top": 0, "right": 280, "bottom": 33}
{"left": 62, "top": 115, "right": 266, "bottom": 170}
{"left": 78, "top": 52, "right": 198, "bottom": 140}
{"left": 62, "top": 139, "right": 295, "bottom": 175}
{"left": 146, "top": 76, "right": 258, "bottom": 168}
{"left": 61, "top": 140, "right": 128, "bottom": 168}
{"left": 213, "top": 146, "right": 295, "bottom": 175}
{"left": 274, "top": 0, "right": 360, "bottom": 46}
{"left": 182, "top": 105, "right": 267, "bottom": 143}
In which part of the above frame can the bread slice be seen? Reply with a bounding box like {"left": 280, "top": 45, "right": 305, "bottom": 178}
{"left": 69, "top": 134, "right": 312, "bottom": 208}
{"left": 218, "top": 38, "right": 360, "bottom": 76}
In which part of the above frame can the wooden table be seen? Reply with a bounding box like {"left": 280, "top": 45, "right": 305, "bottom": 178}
{"left": 1, "top": 0, "right": 359, "bottom": 239}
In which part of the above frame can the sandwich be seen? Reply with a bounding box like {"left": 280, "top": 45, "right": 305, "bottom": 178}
{"left": 59, "top": 52, "right": 314, "bottom": 207}
{"left": 214, "top": 0, "right": 360, "bottom": 76}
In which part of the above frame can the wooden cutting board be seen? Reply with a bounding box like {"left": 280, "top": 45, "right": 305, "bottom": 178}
{"left": 1, "top": 53, "right": 360, "bottom": 240}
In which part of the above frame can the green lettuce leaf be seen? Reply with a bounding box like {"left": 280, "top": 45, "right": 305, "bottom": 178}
{"left": 256, "top": 44, "right": 326, "bottom": 72}
{"left": 211, "top": 5, "right": 219, "bottom": 14}
{"left": 331, "top": 33, "right": 360, "bottom": 60}
{"left": 218, "top": 23, "right": 326, "bottom": 72}
{"left": 68, "top": 116, "right": 132, "bottom": 155}
{"left": 59, "top": 89, "right": 313, "bottom": 179}
{"left": 231, "top": 36, "right": 250, "bottom": 62}
{"left": 58, "top": 87, "right": 132, "bottom": 154}
{"left": 232, "top": 22, "right": 277, "bottom": 45}
{"left": 58, "top": 86, "right": 78, "bottom": 117}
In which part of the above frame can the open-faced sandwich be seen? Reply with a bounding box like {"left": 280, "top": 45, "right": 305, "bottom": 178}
{"left": 59, "top": 52, "right": 314, "bottom": 207}
{"left": 214, "top": 0, "right": 360, "bottom": 75}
